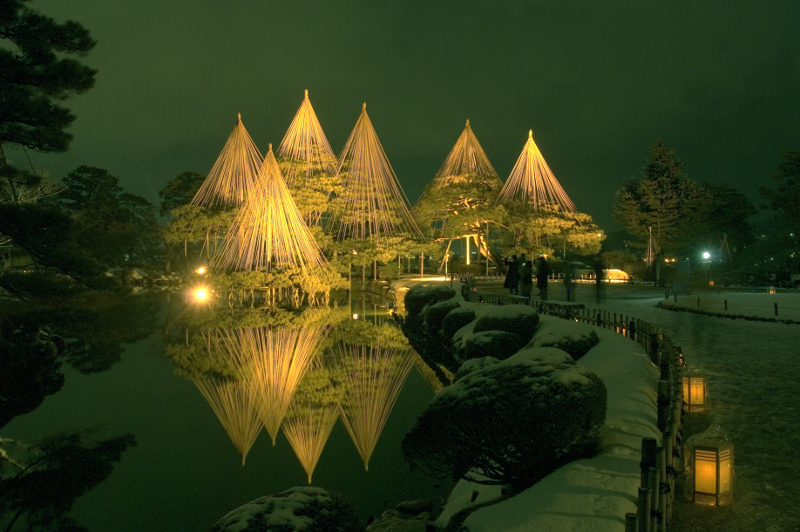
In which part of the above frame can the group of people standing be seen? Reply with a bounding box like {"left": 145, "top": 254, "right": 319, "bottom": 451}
{"left": 503, "top": 254, "right": 554, "bottom": 301}
{"left": 503, "top": 254, "right": 606, "bottom": 303}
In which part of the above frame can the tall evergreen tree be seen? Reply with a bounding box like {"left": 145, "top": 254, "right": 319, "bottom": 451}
{"left": 760, "top": 151, "right": 800, "bottom": 249}
{"left": 613, "top": 140, "right": 711, "bottom": 257}
{"left": 0, "top": 0, "right": 96, "bottom": 203}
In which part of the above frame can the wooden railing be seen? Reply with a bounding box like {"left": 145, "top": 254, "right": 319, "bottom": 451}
{"left": 464, "top": 288, "right": 685, "bottom": 532}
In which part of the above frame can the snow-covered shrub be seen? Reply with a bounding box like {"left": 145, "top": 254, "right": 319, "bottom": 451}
{"left": 531, "top": 322, "right": 599, "bottom": 361}
{"left": 402, "top": 347, "right": 606, "bottom": 493}
{"left": 425, "top": 299, "right": 461, "bottom": 335}
{"left": 404, "top": 284, "right": 456, "bottom": 321}
{"left": 461, "top": 330, "right": 524, "bottom": 362}
{"left": 211, "top": 487, "right": 363, "bottom": 532}
{"left": 472, "top": 305, "right": 539, "bottom": 344}
{"left": 441, "top": 307, "right": 476, "bottom": 339}
{"left": 454, "top": 356, "right": 500, "bottom": 381}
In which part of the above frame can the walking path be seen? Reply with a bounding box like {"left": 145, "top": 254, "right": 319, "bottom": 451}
{"left": 561, "top": 283, "right": 800, "bottom": 531}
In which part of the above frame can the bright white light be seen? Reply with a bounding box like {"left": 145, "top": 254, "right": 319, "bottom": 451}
{"left": 196, "top": 266, "right": 207, "bottom": 275}
{"left": 192, "top": 286, "right": 212, "bottom": 303}
{"left": 702, "top": 252, "right": 711, "bottom": 260}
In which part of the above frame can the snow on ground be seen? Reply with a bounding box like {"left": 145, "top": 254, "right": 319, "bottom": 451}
{"left": 435, "top": 320, "right": 660, "bottom": 532}
{"left": 659, "top": 290, "right": 800, "bottom": 322}
{"left": 395, "top": 278, "right": 800, "bottom": 531}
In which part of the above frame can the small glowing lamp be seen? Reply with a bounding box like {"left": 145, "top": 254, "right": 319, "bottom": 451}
{"left": 196, "top": 266, "right": 207, "bottom": 275}
{"left": 702, "top": 251, "right": 711, "bottom": 260}
{"left": 682, "top": 370, "right": 707, "bottom": 412}
{"left": 191, "top": 286, "right": 212, "bottom": 304}
{"left": 352, "top": 313, "right": 358, "bottom": 320}
{"left": 768, "top": 286, "right": 776, "bottom": 295}
{"left": 685, "top": 425, "right": 734, "bottom": 506}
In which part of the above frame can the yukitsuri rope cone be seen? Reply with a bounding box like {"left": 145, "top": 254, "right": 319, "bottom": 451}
{"left": 233, "top": 323, "right": 332, "bottom": 446}
{"left": 333, "top": 340, "right": 418, "bottom": 471}
{"left": 276, "top": 90, "right": 341, "bottom": 227}
{"left": 281, "top": 359, "right": 342, "bottom": 484}
{"left": 213, "top": 145, "right": 328, "bottom": 272}
{"left": 414, "top": 119, "right": 504, "bottom": 267}
{"left": 192, "top": 113, "right": 263, "bottom": 209}
{"left": 190, "top": 330, "right": 264, "bottom": 466}
{"left": 496, "top": 129, "right": 578, "bottom": 216}
{"left": 193, "top": 377, "right": 262, "bottom": 465}
{"left": 328, "top": 102, "right": 422, "bottom": 243}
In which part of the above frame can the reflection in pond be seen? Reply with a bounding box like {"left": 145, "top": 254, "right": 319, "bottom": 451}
{"left": 1, "top": 295, "right": 155, "bottom": 531}
{"left": 331, "top": 321, "right": 418, "bottom": 472}
{"left": 283, "top": 359, "right": 342, "bottom": 483}
{"left": 165, "top": 303, "right": 426, "bottom": 485}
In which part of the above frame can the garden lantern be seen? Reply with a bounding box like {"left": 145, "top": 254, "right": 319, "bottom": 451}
{"left": 685, "top": 425, "right": 734, "bottom": 506}
{"left": 682, "top": 370, "right": 707, "bottom": 412}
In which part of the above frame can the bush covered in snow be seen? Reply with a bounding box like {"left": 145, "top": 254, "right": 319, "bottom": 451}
{"left": 425, "top": 299, "right": 461, "bottom": 335}
{"left": 404, "top": 285, "right": 456, "bottom": 321}
{"left": 453, "top": 356, "right": 500, "bottom": 381}
{"left": 461, "top": 330, "right": 524, "bottom": 361}
{"left": 531, "top": 322, "right": 599, "bottom": 361}
{"left": 211, "top": 486, "right": 363, "bottom": 532}
{"left": 441, "top": 307, "right": 476, "bottom": 338}
{"left": 472, "top": 305, "right": 539, "bottom": 344}
{"left": 401, "top": 347, "right": 606, "bottom": 493}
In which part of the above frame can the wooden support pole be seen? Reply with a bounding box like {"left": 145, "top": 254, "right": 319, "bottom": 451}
{"left": 625, "top": 513, "right": 638, "bottom": 532}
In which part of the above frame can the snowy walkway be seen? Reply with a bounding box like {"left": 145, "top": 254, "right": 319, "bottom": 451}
{"left": 583, "top": 286, "right": 800, "bottom": 531}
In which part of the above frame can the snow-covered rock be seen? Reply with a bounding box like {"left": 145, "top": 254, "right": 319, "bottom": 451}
{"left": 211, "top": 486, "right": 363, "bottom": 532}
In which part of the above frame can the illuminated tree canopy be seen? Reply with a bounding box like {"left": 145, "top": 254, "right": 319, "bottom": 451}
{"left": 497, "top": 131, "right": 603, "bottom": 257}
{"left": 414, "top": 120, "right": 505, "bottom": 242}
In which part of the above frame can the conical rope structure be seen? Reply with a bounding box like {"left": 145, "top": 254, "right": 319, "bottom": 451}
{"left": 235, "top": 323, "right": 332, "bottom": 445}
{"left": 415, "top": 120, "right": 504, "bottom": 269}
{"left": 428, "top": 119, "right": 502, "bottom": 191}
{"left": 212, "top": 145, "right": 329, "bottom": 272}
{"left": 328, "top": 103, "right": 422, "bottom": 243}
{"left": 276, "top": 90, "right": 341, "bottom": 227}
{"left": 190, "top": 329, "right": 264, "bottom": 466}
{"left": 495, "top": 130, "right": 578, "bottom": 216}
{"left": 333, "top": 338, "right": 417, "bottom": 471}
{"left": 192, "top": 113, "right": 263, "bottom": 209}
{"left": 281, "top": 358, "right": 342, "bottom": 484}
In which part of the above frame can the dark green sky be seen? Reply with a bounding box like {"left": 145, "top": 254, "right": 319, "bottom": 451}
{"left": 16, "top": 0, "right": 800, "bottom": 229}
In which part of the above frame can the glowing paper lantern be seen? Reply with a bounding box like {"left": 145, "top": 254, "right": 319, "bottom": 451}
{"left": 682, "top": 371, "right": 707, "bottom": 412}
{"left": 685, "top": 426, "right": 734, "bottom": 506}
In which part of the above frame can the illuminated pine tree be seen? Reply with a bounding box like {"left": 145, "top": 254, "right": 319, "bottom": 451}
{"left": 192, "top": 114, "right": 262, "bottom": 209}
{"left": 213, "top": 145, "right": 327, "bottom": 272}
{"left": 277, "top": 90, "right": 342, "bottom": 230}
{"left": 497, "top": 130, "right": 603, "bottom": 257}
{"left": 328, "top": 103, "right": 422, "bottom": 244}
{"left": 415, "top": 120, "right": 505, "bottom": 268}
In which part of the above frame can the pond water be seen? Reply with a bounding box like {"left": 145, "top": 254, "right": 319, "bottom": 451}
{"left": 2, "top": 294, "right": 450, "bottom": 531}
